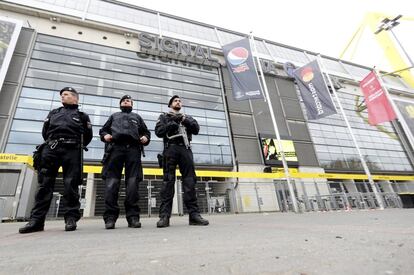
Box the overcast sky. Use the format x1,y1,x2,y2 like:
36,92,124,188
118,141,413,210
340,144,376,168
121,0,413,70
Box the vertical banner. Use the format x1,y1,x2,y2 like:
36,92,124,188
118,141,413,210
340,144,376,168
222,38,263,101
0,16,22,92
293,60,337,120
360,71,396,125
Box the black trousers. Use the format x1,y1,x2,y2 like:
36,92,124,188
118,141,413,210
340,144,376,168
159,144,199,218
30,144,81,223
102,144,142,222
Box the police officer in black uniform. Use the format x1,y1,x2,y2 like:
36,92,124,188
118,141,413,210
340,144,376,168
155,95,209,228
99,95,150,229
19,87,93,233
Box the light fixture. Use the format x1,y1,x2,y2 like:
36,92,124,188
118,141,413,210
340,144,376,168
374,15,402,34
49,16,60,23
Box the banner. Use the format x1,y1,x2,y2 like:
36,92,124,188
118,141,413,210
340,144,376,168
360,71,396,125
0,17,22,92
293,60,337,120
222,38,263,101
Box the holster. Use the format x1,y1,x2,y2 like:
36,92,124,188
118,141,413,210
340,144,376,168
32,142,47,171
157,153,163,168
101,143,114,164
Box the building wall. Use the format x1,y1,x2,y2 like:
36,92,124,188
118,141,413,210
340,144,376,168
0,28,36,151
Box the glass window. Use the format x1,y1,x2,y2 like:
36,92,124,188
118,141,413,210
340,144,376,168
88,0,158,29
306,85,412,172
160,16,218,43
14,108,49,121
8,131,43,145
217,30,245,45
7,34,231,166
5,144,37,155
267,43,309,64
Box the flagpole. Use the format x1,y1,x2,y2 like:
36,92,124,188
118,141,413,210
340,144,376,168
250,33,299,213
317,55,385,210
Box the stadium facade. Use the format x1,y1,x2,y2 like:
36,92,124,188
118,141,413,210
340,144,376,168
1,0,414,220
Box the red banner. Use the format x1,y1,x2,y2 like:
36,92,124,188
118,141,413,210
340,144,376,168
360,71,396,125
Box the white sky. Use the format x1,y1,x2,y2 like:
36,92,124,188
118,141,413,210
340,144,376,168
121,0,413,69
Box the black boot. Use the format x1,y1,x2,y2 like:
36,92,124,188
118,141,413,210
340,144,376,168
19,220,44,234
156,216,170,228
128,216,141,228
65,217,77,231
105,217,116,229
189,214,209,226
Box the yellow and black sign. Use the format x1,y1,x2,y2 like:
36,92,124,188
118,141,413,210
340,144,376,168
261,137,298,165
0,153,33,165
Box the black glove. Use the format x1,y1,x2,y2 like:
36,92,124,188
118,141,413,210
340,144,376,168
173,114,183,123
166,121,179,133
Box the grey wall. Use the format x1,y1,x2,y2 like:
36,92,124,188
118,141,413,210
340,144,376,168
0,28,36,151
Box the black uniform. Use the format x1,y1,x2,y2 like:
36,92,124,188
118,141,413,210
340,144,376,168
99,107,150,224
155,112,200,218
30,103,93,224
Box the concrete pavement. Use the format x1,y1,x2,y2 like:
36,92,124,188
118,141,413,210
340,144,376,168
1,209,414,274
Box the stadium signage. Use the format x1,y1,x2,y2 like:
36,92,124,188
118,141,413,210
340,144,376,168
138,32,218,62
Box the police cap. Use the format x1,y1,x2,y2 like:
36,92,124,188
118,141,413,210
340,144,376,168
168,95,180,107
59,87,78,95
120,95,133,105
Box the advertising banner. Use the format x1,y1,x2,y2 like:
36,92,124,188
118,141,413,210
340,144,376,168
360,71,396,125
260,136,298,166
293,60,337,120
222,38,263,101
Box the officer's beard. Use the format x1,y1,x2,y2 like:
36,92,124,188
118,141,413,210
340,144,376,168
172,105,181,112
120,106,132,113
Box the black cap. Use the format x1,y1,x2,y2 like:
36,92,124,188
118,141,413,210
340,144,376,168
120,95,133,105
168,95,180,107
59,87,78,95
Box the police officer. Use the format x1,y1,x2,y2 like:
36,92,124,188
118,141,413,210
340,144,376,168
19,87,92,233
155,95,209,228
99,95,150,229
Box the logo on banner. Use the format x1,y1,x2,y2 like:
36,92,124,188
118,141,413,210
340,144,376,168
301,67,314,82
227,47,250,73
227,47,249,66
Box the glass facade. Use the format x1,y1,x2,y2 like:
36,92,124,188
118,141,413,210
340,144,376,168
5,34,232,166
302,87,413,172
87,0,159,29
160,16,218,43
34,0,86,11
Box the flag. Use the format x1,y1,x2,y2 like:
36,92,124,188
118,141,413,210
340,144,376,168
360,71,396,125
293,60,337,120
222,38,263,101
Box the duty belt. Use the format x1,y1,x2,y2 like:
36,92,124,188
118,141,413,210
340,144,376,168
48,138,79,149
167,141,187,147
